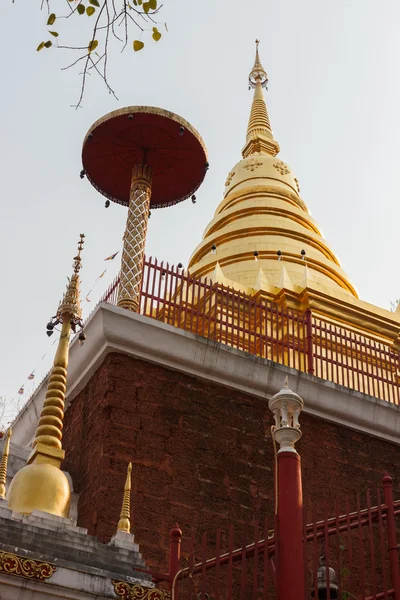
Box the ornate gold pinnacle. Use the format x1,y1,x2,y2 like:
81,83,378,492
243,40,280,158
117,166,152,312
249,39,269,89
7,234,85,518
117,462,132,533
33,233,85,453
0,428,12,499
57,233,85,323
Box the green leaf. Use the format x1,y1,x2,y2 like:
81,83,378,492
37,41,45,51
89,0,100,5
132,0,137,4
152,29,161,42
137,0,142,4
44,40,53,48
77,3,85,14
86,6,95,15
49,31,59,37
47,13,56,25
133,40,144,51
88,39,98,52
143,2,150,13
148,0,157,8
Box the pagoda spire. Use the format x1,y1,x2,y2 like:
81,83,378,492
0,428,12,499
242,40,280,158
117,462,132,533
7,235,85,517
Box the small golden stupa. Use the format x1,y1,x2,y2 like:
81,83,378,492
7,235,85,517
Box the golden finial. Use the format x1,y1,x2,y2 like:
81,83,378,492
117,462,132,533
56,233,85,324
7,235,86,517
249,39,268,89
0,428,12,499
243,40,280,158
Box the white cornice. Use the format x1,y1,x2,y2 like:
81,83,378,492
11,303,400,447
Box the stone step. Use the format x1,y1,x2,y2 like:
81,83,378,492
0,524,145,572
0,520,141,562
0,536,144,578
0,540,150,582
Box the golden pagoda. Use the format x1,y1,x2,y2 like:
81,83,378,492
188,41,400,345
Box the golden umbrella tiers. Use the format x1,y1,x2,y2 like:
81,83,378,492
82,106,208,209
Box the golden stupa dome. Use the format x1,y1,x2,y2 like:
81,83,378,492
189,42,357,300
7,462,71,517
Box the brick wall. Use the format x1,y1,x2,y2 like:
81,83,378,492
62,352,400,571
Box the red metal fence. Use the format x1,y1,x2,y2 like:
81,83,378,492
174,477,400,600
100,258,400,404
141,476,400,600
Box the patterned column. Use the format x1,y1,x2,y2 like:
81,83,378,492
117,165,152,312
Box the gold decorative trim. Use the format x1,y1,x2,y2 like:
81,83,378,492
225,171,235,187
0,551,56,581
112,581,171,600
244,159,262,172
273,160,290,175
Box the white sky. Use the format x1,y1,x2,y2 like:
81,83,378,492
1,0,399,419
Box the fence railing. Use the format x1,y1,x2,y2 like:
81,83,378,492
170,476,400,600
100,257,400,404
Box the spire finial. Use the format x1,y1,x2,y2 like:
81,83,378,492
117,462,132,533
249,39,268,89
7,235,86,518
56,233,85,324
0,428,12,499
33,234,85,451
243,40,280,158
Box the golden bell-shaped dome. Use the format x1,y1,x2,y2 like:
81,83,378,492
7,461,71,517
189,42,357,300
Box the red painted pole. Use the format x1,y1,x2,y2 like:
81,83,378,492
305,308,314,375
276,451,306,600
383,476,400,600
169,523,182,597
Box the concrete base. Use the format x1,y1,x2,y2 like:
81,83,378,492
109,529,139,552
0,500,150,599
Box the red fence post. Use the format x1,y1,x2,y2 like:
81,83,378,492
383,476,400,600
169,523,182,597
305,308,315,375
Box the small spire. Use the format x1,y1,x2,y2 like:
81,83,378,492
33,233,85,451
7,235,86,517
243,40,280,158
56,233,85,324
117,462,132,533
0,428,12,499
279,263,293,290
210,261,226,285
254,267,269,291
300,263,309,289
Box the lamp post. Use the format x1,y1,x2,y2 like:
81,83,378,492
269,377,305,600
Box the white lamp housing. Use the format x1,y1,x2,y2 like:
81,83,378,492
268,377,304,453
